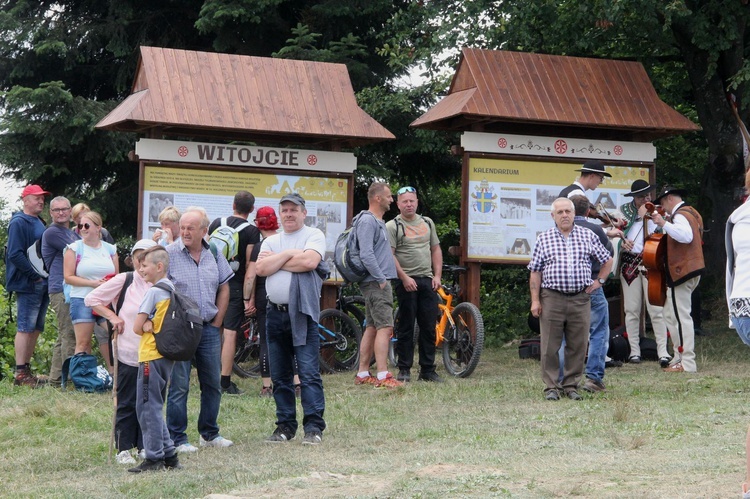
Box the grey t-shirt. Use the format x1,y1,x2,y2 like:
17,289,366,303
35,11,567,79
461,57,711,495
356,211,397,283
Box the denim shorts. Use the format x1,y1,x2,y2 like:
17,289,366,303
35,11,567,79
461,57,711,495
732,316,750,347
16,280,50,333
69,296,106,325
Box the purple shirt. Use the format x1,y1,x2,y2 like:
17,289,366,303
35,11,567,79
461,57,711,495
527,224,611,294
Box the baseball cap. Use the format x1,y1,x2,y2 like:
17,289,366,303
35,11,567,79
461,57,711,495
131,238,157,255
254,206,279,230
21,185,51,198
279,193,305,206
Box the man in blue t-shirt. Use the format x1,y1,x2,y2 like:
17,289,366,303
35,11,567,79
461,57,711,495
6,185,51,387
41,195,80,385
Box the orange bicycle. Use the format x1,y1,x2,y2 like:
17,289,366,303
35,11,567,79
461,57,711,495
390,265,485,377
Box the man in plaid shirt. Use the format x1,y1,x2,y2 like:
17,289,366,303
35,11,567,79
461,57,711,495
528,197,613,401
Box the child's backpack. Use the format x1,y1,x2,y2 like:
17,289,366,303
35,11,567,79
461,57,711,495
62,352,113,392
333,211,372,283
152,283,204,361
208,217,251,271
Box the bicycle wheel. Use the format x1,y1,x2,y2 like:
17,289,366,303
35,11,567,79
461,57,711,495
442,302,484,378
233,316,262,378
318,308,362,373
340,295,366,332
389,306,419,369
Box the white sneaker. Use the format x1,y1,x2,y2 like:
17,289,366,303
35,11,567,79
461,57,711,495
115,450,136,465
199,435,233,448
175,443,199,454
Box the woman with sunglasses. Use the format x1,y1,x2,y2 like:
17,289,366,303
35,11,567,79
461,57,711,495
63,211,119,361
72,202,116,244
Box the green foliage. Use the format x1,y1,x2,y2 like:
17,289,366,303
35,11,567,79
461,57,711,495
479,266,531,347
0,286,57,379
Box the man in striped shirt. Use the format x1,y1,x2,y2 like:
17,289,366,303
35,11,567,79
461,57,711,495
528,197,613,401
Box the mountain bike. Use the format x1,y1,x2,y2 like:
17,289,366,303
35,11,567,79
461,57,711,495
317,308,362,373
389,265,485,378
234,308,362,376
233,315,261,378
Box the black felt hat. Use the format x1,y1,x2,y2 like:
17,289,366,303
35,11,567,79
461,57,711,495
624,179,656,197
653,185,688,204
575,160,612,178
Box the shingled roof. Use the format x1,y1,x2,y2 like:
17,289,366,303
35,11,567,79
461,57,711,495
412,48,699,141
96,46,394,148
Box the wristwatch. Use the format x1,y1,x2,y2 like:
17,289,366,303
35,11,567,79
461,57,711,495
597,278,607,285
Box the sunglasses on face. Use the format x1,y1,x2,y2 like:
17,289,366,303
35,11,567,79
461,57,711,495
77,223,92,230
397,186,417,195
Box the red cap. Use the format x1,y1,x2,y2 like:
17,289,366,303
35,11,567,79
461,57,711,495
254,206,279,230
21,184,51,198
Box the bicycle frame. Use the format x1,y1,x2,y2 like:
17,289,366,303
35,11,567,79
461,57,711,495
435,286,454,346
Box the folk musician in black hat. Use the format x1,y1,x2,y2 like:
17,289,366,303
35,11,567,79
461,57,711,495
651,185,705,373
618,180,671,367
559,160,625,239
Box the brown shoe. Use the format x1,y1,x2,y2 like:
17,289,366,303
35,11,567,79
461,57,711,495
14,369,43,388
662,362,684,373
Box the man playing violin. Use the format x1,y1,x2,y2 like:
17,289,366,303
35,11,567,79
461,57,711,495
559,160,626,238
650,186,704,373
618,180,671,367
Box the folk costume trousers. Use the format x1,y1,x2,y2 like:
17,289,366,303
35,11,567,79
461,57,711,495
663,276,700,372
620,270,670,359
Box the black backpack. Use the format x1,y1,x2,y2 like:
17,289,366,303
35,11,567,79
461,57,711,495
152,282,204,361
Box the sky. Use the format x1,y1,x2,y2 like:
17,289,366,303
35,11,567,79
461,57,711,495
1,177,24,216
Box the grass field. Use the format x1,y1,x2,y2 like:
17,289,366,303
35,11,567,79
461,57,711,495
1,315,748,498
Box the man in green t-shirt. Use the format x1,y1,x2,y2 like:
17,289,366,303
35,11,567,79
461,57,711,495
386,186,443,383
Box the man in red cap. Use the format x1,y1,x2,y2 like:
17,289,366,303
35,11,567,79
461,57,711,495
6,184,51,387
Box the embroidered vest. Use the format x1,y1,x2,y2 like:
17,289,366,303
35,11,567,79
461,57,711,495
666,205,704,286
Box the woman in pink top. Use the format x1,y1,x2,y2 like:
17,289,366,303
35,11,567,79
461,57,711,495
85,239,156,465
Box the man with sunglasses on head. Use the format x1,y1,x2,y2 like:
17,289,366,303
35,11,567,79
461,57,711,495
41,196,80,386
386,186,443,383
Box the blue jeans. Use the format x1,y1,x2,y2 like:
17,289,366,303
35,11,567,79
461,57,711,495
16,280,50,333
266,306,325,435
558,288,609,383
167,322,222,445
585,288,609,383
733,316,750,346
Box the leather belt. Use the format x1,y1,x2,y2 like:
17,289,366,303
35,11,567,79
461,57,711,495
548,288,585,297
269,301,289,312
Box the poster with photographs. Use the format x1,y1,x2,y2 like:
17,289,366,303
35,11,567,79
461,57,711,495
466,157,649,263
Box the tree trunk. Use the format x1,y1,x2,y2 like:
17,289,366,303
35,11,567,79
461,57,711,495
671,24,746,284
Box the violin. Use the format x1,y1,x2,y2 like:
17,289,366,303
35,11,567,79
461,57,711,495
587,204,625,228
642,201,667,306
643,202,667,219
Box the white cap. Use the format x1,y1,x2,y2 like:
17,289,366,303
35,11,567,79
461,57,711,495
131,238,157,255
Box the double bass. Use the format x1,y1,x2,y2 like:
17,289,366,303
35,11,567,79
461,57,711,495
641,202,667,306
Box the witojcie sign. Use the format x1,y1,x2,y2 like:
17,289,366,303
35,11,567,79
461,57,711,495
135,138,357,173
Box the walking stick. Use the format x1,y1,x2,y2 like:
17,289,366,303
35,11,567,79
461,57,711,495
108,332,119,464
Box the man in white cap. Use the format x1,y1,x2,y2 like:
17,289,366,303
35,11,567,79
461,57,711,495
7,184,51,387
618,180,671,367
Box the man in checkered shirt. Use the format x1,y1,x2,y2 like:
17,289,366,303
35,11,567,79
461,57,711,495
528,197,613,401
